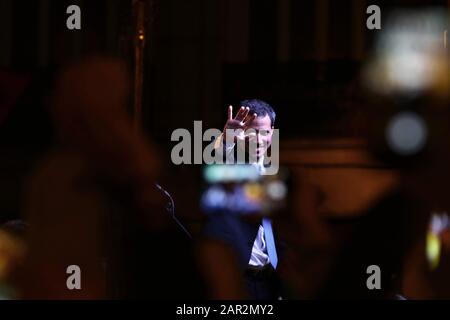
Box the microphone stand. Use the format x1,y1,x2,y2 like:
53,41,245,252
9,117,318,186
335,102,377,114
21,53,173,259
155,183,193,239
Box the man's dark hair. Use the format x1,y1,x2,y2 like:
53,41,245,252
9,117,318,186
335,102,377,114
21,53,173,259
240,99,276,127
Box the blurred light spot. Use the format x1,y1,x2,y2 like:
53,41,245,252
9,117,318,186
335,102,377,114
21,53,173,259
386,111,428,156
427,233,441,270
427,212,450,270
201,186,226,208
204,164,259,183
363,9,448,96
244,183,264,201
430,212,450,234
266,181,287,200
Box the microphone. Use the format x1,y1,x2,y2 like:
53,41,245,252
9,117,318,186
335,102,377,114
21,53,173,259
155,183,192,239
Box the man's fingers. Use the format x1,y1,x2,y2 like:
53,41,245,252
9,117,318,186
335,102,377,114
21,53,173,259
228,105,233,120
236,107,249,122
234,106,246,121
242,107,250,121
244,113,257,125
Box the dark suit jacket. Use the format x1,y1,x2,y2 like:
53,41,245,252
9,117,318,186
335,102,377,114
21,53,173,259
203,212,260,271
203,135,284,271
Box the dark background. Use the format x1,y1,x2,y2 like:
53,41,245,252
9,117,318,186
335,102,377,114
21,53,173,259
0,0,450,297
1,0,447,142
0,0,448,224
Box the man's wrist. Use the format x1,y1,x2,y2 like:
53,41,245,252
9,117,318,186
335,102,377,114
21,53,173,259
222,130,236,149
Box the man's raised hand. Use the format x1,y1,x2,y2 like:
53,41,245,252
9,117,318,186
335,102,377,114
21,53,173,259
223,106,257,143
223,106,257,142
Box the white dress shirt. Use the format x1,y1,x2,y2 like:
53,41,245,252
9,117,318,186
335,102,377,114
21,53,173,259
248,225,270,266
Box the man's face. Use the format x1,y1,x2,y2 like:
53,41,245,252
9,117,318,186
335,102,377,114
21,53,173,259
242,114,274,158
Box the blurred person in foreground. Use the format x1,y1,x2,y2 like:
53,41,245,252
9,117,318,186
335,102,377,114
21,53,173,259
308,8,450,299
17,56,204,299
0,221,27,299
361,9,450,299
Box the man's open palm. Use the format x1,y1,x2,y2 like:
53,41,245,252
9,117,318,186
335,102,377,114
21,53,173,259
223,106,257,143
